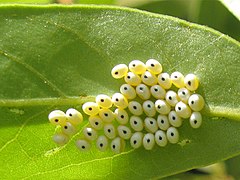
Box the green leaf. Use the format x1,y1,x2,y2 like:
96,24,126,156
0,4,239,179
219,0,240,21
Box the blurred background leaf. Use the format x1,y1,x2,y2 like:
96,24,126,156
219,0,240,21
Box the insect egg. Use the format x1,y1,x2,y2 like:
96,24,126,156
76,139,91,152
48,110,67,126
177,88,191,103
120,84,136,100
82,102,100,116
171,71,185,88
175,101,191,118
96,94,113,109
115,108,129,125
155,99,171,115
99,109,115,123
89,115,104,130
168,111,182,127
61,122,77,136
111,137,125,154
66,108,83,126
129,60,146,74
111,64,128,79
157,73,172,89
112,93,128,109
155,130,168,147
141,71,158,86
104,124,116,139
129,116,144,131
143,100,156,117
166,127,179,144
143,133,155,150
184,74,199,91
52,133,69,146
130,132,143,149
145,59,162,74
83,127,98,141
117,125,132,140
188,94,205,111
128,101,143,116
96,135,109,152
136,84,151,100
157,114,170,131
124,72,141,86
189,112,202,128
150,85,166,99
144,117,158,133
165,90,179,107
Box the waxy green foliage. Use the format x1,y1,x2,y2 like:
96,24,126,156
0,5,239,179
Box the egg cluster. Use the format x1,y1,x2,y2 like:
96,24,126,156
48,59,205,153
48,108,83,145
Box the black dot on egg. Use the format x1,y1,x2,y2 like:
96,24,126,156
194,120,197,124
133,106,137,110
123,130,127,134
87,132,92,136
82,146,85,149
154,88,158,92
159,136,162,140
174,75,177,78
150,121,153,125
124,87,127,90
182,91,186,95
191,101,194,104
108,129,111,133
147,104,151,108
147,139,150,143
139,87,143,90
133,140,137,144
100,143,103,147
144,75,148,78
169,96,172,100
151,64,154,67
127,76,130,79
172,116,176,120
178,107,181,110
116,98,119,102
64,126,68,129
95,122,99,125
132,64,136,67
113,145,116,149
120,115,124,118
161,77,165,81
157,105,161,109
89,107,92,111
134,121,137,125
188,81,191,86
100,99,104,102
115,72,118,75
104,113,108,117
171,132,174,136
55,119,59,122
161,120,164,124
69,113,72,116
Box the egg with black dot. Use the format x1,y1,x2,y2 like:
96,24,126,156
130,132,143,149
82,102,100,116
76,139,91,152
96,135,109,152
129,60,146,74
111,64,128,79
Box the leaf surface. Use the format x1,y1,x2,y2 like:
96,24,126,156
0,5,240,179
